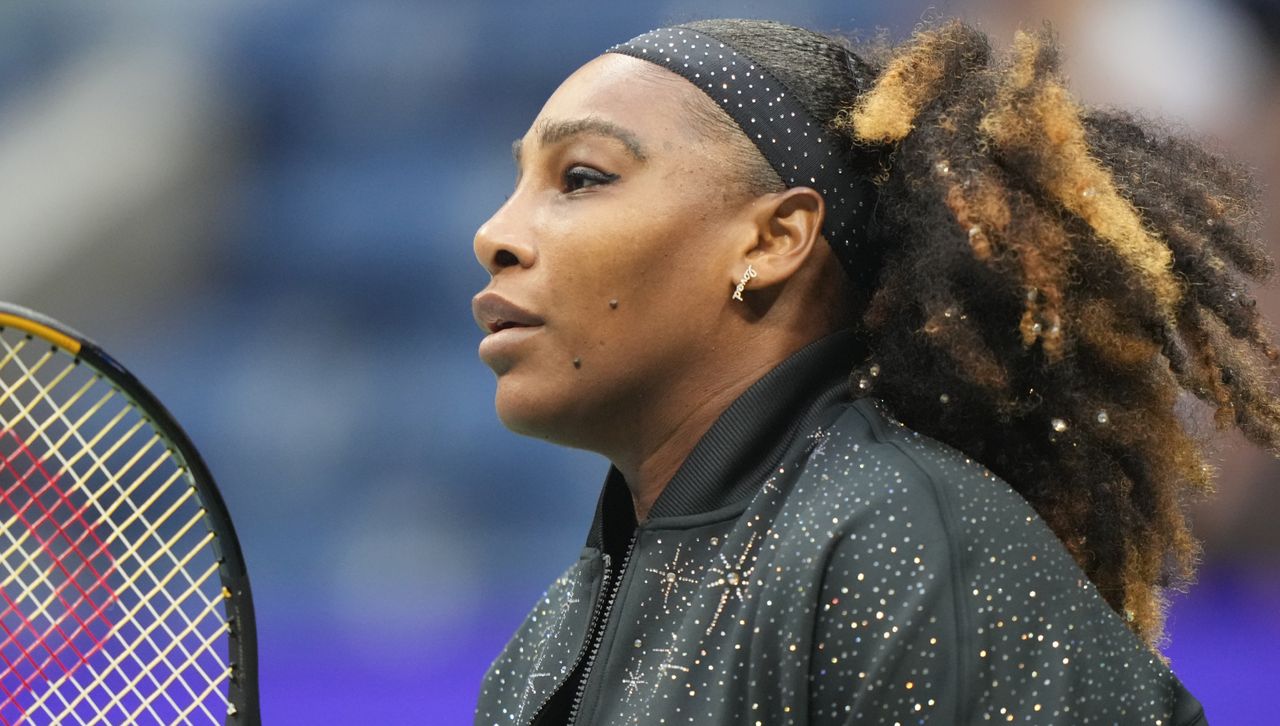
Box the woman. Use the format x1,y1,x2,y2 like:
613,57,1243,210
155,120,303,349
470,17,1277,725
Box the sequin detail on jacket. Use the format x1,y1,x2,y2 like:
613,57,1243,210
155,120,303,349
474,331,1206,725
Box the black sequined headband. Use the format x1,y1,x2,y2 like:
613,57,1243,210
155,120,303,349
606,26,877,286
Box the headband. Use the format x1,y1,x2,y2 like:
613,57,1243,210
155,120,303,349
606,26,877,287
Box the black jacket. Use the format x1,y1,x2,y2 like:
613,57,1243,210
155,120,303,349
475,329,1208,725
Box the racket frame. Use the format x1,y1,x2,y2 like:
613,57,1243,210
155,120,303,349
0,302,260,725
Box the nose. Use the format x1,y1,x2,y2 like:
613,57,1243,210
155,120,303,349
473,201,536,276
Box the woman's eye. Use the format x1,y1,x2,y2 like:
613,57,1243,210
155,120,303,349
563,166,618,192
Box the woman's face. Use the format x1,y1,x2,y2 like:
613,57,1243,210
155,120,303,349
472,53,762,449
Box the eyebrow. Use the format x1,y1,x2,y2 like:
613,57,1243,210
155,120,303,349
511,117,649,168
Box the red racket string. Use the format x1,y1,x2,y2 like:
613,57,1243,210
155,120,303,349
0,430,118,721
0,431,118,640
0,448,117,631
4,428,220,722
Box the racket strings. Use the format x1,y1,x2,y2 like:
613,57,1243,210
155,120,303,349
0,430,120,612
1,430,116,618
1,342,223,723
0,437,116,673
10,428,219,713
38,540,225,725
0,344,127,723
0,353,164,724
23,526,218,724
98,585,228,725
0,331,233,724
0,343,220,726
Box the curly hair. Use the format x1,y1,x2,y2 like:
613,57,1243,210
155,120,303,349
682,17,1280,649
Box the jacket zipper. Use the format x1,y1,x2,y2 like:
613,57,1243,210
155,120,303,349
523,541,625,726
565,533,637,725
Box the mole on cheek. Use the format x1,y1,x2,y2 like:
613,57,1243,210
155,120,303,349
609,298,619,309
573,357,582,369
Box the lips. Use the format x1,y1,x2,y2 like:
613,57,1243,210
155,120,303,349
472,291,545,335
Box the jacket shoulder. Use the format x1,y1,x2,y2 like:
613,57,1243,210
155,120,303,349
792,397,1202,724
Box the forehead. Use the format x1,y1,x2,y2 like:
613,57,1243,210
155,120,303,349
529,53,709,147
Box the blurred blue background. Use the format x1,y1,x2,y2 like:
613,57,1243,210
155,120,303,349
2,0,1277,722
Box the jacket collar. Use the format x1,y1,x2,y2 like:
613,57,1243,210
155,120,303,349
586,328,866,554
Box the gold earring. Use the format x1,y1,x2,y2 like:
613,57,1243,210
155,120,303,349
732,264,757,301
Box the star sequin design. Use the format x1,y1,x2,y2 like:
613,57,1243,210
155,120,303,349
643,543,700,612
761,474,781,494
652,630,691,679
517,670,554,717
703,531,760,635
551,591,581,640
516,573,582,716
527,671,553,693
805,425,833,457
621,667,647,700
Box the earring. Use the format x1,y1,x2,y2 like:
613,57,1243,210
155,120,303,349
732,264,757,301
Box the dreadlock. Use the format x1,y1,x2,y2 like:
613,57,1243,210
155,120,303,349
683,17,1280,650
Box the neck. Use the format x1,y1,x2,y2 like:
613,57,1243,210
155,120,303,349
606,326,816,522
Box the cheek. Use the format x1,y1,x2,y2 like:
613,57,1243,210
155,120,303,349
541,211,645,299
557,261,721,385
536,175,734,356
492,215,724,437
554,227,717,335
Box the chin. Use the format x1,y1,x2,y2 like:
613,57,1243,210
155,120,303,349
493,377,566,440
492,375,603,451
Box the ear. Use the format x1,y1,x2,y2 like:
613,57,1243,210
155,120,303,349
731,186,826,291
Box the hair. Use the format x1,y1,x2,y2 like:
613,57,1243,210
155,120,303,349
679,18,1280,650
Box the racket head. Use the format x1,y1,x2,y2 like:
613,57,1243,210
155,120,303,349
0,302,258,725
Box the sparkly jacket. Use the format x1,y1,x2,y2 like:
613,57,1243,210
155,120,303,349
474,330,1208,725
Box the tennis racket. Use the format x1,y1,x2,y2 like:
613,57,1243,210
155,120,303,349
0,302,258,725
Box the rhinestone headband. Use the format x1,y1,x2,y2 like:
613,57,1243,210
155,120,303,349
606,26,877,286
